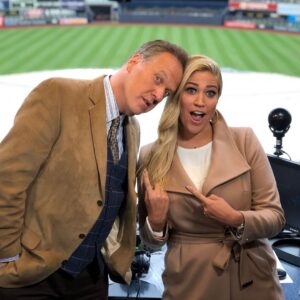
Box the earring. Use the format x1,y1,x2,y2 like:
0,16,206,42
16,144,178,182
210,110,219,125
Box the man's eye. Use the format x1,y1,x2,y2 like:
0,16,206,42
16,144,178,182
155,76,162,84
164,90,171,97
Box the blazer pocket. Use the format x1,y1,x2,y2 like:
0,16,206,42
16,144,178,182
21,227,41,250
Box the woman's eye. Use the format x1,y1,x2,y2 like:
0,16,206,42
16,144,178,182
206,90,217,97
186,87,197,94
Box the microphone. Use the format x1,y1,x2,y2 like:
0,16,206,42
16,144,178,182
268,108,292,158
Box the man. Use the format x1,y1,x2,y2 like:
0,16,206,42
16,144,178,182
0,40,188,299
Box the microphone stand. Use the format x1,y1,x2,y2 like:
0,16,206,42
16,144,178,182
269,127,291,160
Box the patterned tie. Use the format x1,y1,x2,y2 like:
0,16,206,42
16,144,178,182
108,116,120,164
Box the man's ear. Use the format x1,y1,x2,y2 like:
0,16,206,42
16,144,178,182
127,53,141,72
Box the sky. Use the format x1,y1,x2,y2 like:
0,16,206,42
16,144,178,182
1,68,300,163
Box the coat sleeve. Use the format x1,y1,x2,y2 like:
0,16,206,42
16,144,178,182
0,79,61,258
237,128,285,244
137,145,168,250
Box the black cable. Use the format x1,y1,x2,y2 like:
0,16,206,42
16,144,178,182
272,238,300,267
135,278,141,299
126,278,141,299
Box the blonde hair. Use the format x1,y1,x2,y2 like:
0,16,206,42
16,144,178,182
140,55,223,186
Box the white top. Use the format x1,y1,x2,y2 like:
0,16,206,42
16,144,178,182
177,142,212,191
146,142,213,237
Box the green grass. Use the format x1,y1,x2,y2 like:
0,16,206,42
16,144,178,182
0,24,299,77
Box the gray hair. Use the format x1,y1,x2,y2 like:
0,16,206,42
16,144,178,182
133,39,189,70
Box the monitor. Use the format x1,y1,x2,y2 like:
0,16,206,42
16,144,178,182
268,154,300,236
268,154,300,267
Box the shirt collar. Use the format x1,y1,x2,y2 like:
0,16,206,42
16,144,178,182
104,75,120,124
103,75,126,131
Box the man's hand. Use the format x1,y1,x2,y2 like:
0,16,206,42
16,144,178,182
143,169,169,232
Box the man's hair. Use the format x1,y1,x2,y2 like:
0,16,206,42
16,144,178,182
133,39,189,70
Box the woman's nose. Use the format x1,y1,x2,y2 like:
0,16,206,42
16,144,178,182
194,93,205,105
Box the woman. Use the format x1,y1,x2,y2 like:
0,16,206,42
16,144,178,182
137,55,285,300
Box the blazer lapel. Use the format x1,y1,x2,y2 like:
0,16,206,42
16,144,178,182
88,76,107,198
125,117,138,188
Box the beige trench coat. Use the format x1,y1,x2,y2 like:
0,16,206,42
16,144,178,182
138,113,285,300
0,76,139,287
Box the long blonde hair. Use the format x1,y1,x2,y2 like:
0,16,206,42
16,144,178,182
140,55,223,186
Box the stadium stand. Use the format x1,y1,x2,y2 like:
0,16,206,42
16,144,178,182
117,1,228,25
0,0,299,32
225,0,300,32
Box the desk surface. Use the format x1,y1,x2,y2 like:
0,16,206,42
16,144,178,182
281,260,300,300
109,265,300,300
109,280,161,300
109,245,300,300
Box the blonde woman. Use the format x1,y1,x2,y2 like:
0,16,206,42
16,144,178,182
137,55,285,300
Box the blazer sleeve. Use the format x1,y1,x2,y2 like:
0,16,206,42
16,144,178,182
237,128,286,244
0,79,61,258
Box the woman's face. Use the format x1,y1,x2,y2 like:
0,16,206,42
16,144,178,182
179,70,219,142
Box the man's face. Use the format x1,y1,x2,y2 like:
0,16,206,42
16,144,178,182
120,52,184,115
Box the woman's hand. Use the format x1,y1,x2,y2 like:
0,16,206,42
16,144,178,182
143,169,169,232
185,185,244,227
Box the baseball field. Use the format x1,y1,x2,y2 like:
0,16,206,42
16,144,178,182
0,23,299,77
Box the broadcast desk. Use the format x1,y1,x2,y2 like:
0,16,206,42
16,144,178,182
109,245,300,300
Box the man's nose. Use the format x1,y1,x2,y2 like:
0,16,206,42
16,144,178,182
152,87,166,103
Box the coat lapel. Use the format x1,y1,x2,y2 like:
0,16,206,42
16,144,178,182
165,112,251,196
202,113,250,195
165,153,196,194
88,76,107,198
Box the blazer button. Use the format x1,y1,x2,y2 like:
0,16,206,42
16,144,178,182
62,260,68,266
97,200,103,207
79,233,86,239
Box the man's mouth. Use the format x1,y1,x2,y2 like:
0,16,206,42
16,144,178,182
142,97,151,107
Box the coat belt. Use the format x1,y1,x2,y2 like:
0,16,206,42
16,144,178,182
169,232,253,288
213,240,253,288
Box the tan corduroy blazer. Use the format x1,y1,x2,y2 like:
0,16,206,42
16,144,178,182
0,76,139,287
